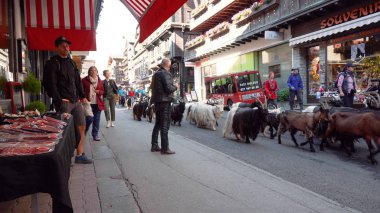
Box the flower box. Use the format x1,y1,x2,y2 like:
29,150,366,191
232,8,253,26
185,35,205,49
206,22,230,39
232,0,279,27
191,2,208,19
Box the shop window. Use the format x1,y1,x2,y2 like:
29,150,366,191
0,0,10,79
307,46,320,96
327,33,380,91
268,64,281,78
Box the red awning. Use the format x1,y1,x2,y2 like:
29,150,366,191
0,0,8,49
24,0,96,51
120,0,187,43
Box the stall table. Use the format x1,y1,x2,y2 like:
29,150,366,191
0,117,77,213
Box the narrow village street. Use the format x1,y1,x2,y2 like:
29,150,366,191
97,107,380,213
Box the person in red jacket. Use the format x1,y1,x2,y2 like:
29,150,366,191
82,66,105,141
265,71,278,108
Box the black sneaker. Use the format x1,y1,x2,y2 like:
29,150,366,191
75,154,93,164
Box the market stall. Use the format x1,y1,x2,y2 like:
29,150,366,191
0,113,78,213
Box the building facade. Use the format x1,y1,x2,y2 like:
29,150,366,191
129,0,195,97
290,0,380,103
113,57,126,85
185,0,355,104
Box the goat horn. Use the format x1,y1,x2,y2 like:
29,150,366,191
254,97,264,108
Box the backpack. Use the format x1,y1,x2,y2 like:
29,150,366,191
334,72,348,89
43,56,78,98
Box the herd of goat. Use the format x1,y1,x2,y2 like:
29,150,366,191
129,96,380,165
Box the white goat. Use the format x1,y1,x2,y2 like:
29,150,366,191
223,106,239,138
186,102,199,124
189,103,222,131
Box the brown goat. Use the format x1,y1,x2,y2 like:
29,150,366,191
277,108,329,152
325,111,380,164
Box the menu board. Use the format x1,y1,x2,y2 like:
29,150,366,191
190,90,198,101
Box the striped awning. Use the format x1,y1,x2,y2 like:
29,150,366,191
120,0,187,43
24,0,96,51
0,0,8,49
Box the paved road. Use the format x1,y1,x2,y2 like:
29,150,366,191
107,107,380,213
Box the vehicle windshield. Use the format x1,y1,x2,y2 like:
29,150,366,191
236,73,261,92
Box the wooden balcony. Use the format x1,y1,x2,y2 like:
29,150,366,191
190,0,256,33
185,0,340,62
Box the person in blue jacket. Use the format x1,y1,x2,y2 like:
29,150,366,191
287,68,303,110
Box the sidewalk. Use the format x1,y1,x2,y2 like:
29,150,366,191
100,108,360,213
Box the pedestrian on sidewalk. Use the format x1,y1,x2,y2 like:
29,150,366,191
82,66,105,141
337,62,357,107
265,71,278,108
287,68,303,111
118,87,125,106
43,36,92,164
103,70,118,128
150,58,178,154
128,89,135,110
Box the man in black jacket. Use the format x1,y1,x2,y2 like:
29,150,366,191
150,58,177,154
43,36,92,164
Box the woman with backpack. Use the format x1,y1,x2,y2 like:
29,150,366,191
337,62,357,108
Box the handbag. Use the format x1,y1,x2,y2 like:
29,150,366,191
82,102,94,117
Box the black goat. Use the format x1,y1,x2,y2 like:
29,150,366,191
171,102,186,126
232,105,268,143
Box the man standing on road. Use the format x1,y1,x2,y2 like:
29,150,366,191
150,58,177,154
287,68,303,111
43,36,92,164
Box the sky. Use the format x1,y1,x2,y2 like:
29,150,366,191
88,0,137,71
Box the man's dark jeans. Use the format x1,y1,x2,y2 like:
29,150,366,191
85,104,101,138
289,90,303,110
151,102,172,151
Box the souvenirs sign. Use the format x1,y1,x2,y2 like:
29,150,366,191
320,1,380,29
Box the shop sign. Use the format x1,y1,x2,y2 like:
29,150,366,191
185,62,196,67
321,1,380,29
264,31,284,40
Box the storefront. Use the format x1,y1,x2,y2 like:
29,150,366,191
290,0,380,103
258,43,292,90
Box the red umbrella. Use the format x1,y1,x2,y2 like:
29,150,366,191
120,0,187,43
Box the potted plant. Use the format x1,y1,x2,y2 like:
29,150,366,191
252,2,261,10
186,35,205,49
22,74,41,95
25,100,46,114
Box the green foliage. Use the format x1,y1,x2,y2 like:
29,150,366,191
277,88,289,102
0,75,7,92
22,74,41,95
25,101,46,113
